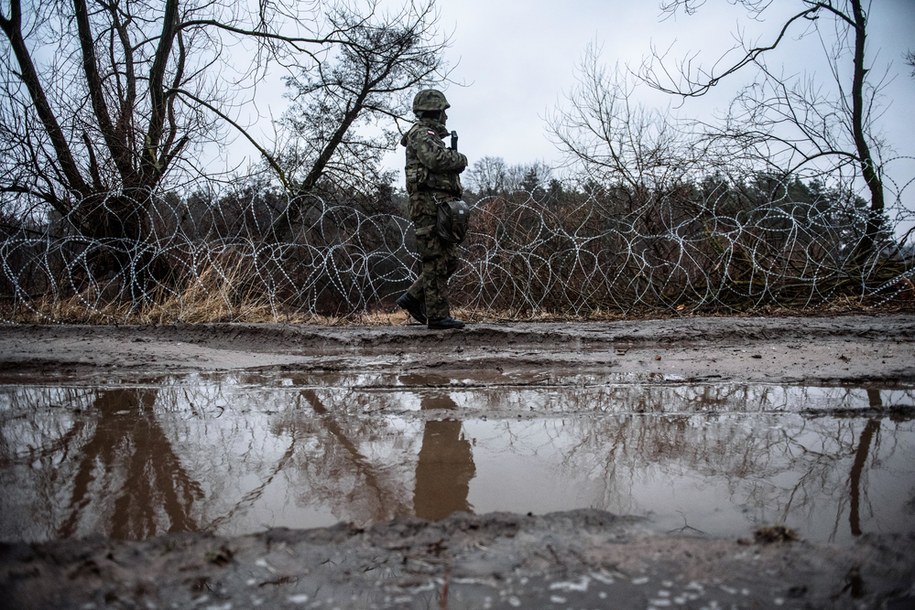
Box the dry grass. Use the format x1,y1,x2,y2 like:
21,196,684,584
2,294,910,326
2,244,911,325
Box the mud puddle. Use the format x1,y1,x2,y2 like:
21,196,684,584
2,370,914,546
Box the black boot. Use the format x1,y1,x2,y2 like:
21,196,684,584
396,293,427,324
427,317,465,330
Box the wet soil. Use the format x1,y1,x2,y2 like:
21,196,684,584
1,314,915,608
1,314,914,384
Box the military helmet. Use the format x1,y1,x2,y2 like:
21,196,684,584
412,89,450,114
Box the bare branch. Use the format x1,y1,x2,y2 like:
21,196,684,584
640,4,822,98
172,88,289,191
0,0,90,200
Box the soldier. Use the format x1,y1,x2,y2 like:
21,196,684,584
396,89,468,330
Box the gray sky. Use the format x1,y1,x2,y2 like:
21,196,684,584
242,1,914,213
396,0,915,216
431,1,914,165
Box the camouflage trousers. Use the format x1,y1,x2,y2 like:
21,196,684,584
406,191,458,320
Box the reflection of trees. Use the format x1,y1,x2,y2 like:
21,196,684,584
58,388,203,539
1,387,97,540
256,372,481,525
160,372,424,529
268,375,478,524
0,386,202,540
286,387,414,523
2,376,912,544
199,426,298,534
542,385,915,541
849,419,879,536
847,389,884,537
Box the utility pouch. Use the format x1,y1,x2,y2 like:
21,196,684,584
436,199,470,244
405,165,428,195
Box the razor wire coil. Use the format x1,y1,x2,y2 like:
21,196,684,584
1,185,913,323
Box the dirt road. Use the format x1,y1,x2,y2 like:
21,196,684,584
1,314,914,608
1,313,913,382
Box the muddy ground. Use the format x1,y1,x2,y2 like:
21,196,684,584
1,313,914,608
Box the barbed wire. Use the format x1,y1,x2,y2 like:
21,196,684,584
1,185,912,323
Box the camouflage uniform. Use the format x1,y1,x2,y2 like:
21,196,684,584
400,91,468,323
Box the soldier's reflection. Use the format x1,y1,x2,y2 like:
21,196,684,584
411,385,476,520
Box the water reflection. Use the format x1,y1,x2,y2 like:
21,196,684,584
290,386,413,524
405,375,475,520
58,388,202,539
0,374,913,544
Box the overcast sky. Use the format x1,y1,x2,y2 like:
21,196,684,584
372,0,915,215
429,1,914,167
244,1,915,211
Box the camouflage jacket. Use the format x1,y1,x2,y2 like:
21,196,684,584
401,118,468,196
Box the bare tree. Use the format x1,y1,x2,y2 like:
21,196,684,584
464,156,509,196
638,0,896,259
548,45,699,207
0,0,438,290
0,0,450,300
1,1,341,225
278,0,449,205
508,161,554,195
464,157,554,198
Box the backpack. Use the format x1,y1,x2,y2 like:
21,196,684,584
436,199,471,244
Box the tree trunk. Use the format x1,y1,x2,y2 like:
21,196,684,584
849,0,886,260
